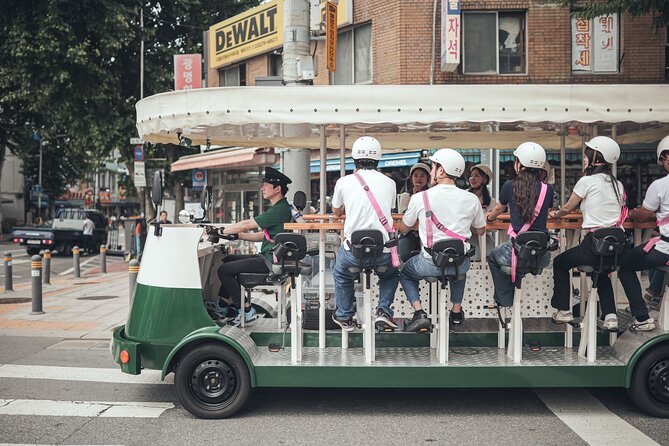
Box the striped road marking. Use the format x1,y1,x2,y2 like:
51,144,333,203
535,388,660,446
0,399,173,418
0,364,172,385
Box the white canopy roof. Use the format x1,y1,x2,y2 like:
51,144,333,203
136,84,669,150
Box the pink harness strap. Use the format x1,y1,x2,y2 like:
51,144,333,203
353,173,401,268
507,183,548,283
642,214,669,255
421,191,467,249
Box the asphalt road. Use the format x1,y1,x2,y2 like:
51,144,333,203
1,335,668,445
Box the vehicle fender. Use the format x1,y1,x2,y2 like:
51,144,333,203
161,326,258,387
624,332,669,387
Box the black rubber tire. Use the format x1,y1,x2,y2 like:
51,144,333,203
26,247,40,256
628,343,669,418
174,343,251,419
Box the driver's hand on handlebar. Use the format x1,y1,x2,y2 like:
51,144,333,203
219,232,238,241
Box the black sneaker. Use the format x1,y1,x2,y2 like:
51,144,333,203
449,309,465,326
332,313,356,332
405,309,431,332
375,309,399,329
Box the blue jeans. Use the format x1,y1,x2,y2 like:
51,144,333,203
488,240,551,307
617,245,669,317
400,253,469,305
334,246,400,319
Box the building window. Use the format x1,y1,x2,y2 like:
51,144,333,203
665,26,669,80
571,14,619,73
462,12,526,75
218,64,246,86
268,53,282,77
333,23,372,85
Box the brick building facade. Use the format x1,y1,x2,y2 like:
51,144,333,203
206,0,667,87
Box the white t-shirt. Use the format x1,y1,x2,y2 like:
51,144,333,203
332,170,397,249
82,218,95,236
573,173,625,229
402,184,486,258
643,174,669,254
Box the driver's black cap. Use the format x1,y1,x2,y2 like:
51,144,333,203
262,167,292,186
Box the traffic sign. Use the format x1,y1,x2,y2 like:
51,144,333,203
129,137,144,145
134,145,144,161
134,161,147,187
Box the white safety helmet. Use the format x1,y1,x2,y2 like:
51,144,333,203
585,136,620,164
429,148,465,178
351,136,382,161
657,135,669,164
514,142,546,169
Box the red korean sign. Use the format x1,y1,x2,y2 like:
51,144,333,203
174,54,202,90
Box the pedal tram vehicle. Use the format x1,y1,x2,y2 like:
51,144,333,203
112,84,669,418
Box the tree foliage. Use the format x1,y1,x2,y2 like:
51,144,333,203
550,0,669,29
0,0,257,211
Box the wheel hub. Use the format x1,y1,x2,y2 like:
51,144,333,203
191,359,237,405
648,359,669,404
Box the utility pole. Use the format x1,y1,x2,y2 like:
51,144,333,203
139,6,145,216
37,139,43,223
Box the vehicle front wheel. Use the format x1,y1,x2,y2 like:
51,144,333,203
174,343,251,419
628,343,669,418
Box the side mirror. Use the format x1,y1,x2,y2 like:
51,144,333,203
151,171,163,207
293,191,307,211
178,209,191,224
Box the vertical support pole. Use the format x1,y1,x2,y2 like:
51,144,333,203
507,287,523,363
587,286,598,363
363,273,375,364
340,125,346,179
128,259,139,305
30,255,44,315
291,283,299,363
42,250,51,285
659,285,669,330
559,123,566,206
4,252,13,292
498,306,506,349
319,125,327,350
72,246,80,278
100,244,107,273
295,268,303,361
437,285,449,364
277,286,284,329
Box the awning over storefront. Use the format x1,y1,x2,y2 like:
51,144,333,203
309,151,423,173
171,147,275,172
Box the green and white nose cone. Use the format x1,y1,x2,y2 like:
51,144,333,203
125,226,215,369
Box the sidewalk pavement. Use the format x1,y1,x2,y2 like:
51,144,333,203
0,269,130,340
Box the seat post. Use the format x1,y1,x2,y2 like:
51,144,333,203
658,269,669,330
507,277,523,364
290,269,303,364
362,266,375,364
578,258,603,364
436,277,449,364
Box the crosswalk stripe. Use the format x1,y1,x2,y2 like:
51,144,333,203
0,364,171,385
0,399,174,418
535,388,660,446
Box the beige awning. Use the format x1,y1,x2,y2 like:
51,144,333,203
170,147,276,172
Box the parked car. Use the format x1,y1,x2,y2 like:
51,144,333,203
12,208,108,255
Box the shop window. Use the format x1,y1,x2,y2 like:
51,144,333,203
571,14,619,73
463,12,526,75
219,64,246,86
333,23,372,85
665,26,669,80
268,53,282,77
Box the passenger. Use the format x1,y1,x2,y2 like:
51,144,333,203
331,136,401,332
611,136,669,331
397,162,431,260
468,164,496,261
398,162,431,212
548,136,628,331
215,167,293,325
399,149,486,329
486,142,553,308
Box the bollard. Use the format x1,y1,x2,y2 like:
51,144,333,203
4,252,12,292
30,255,44,315
73,246,81,278
42,249,51,285
128,259,139,304
100,244,107,273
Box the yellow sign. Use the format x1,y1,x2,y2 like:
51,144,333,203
326,2,337,72
208,0,285,69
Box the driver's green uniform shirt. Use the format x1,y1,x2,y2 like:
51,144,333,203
254,198,292,259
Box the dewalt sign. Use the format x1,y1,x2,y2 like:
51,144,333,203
208,0,284,68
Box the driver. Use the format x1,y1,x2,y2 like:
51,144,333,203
215,167,293,325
